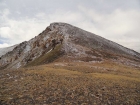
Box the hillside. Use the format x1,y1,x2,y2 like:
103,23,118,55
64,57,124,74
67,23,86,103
0,22,140,69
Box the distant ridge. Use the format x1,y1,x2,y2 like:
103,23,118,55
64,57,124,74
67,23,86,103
0,45,18,57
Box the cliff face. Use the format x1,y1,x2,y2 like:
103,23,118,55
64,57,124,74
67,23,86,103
0,22,140,69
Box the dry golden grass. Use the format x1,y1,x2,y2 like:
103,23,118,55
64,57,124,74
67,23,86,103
0,61,140,105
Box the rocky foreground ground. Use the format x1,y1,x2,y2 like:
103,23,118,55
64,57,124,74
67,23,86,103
0,61,140,105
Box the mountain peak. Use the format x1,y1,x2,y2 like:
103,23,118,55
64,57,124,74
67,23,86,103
50,22,72,27
0,22,140,69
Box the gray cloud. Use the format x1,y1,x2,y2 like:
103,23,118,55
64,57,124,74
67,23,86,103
76,6,140,52
0,0,140,52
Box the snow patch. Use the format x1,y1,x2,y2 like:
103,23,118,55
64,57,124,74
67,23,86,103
16,62,21,68
43,35,50,41
54,63,66,66
24,45,31,53
46,49,52,54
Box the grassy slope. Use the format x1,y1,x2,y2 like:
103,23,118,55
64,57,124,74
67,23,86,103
0,61,140,105
25,44,64,67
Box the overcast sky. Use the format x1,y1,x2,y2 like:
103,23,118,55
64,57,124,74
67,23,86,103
0,0,140,52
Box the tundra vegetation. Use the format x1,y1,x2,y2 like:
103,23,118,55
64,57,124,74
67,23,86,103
0,60,140,105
